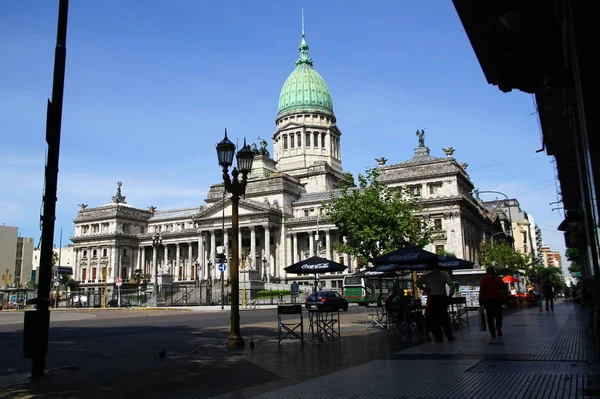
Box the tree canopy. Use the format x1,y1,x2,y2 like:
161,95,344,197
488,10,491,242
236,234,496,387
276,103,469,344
566,248,582,275
525,266,566,291
479,241,530,273
323,167,435,265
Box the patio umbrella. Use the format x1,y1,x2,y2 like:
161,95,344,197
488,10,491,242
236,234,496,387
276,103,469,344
284,256,347,292
438,256,475,271
502,275,520,284
353,267,407,278
371,247,439,265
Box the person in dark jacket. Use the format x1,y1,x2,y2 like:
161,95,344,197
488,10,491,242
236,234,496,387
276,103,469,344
543,279,555,312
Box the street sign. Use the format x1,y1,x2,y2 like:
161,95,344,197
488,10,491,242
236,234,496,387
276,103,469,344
52,266,73,275
218,263,226,272
291,281,299,296
115,277,123,287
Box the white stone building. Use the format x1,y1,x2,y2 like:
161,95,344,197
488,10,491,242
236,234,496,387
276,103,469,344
69,25,505,296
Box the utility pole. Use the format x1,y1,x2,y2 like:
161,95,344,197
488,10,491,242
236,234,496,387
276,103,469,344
28,0,69,378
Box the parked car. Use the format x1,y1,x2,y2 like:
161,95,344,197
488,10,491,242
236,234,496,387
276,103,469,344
305,291,349,311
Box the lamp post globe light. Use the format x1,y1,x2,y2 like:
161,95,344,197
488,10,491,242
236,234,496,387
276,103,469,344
152,233,163,299
216,128,255,349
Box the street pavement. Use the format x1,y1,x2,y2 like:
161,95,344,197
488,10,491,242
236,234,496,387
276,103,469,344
0,300,598,398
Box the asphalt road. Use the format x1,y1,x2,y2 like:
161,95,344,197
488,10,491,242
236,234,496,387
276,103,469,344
0,306,418,398
0,306,366,375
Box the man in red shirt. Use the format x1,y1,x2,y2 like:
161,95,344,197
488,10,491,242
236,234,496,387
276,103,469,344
479,267,507,338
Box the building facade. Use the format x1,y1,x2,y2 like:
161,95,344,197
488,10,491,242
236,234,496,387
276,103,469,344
0,226,34,287
70,23,508,295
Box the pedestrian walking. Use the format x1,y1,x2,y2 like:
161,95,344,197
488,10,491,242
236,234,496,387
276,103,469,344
543,279,555,312
416,263,455,342
479,267,507,338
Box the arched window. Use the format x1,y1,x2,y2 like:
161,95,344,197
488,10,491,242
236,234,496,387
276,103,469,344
290,134,295,148
283,135,288,150
321,133,326,148
297,133,301,147
306,132,311,146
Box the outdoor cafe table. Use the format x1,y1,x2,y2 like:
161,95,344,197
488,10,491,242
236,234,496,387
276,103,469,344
307,308,341,342
387,302,427,342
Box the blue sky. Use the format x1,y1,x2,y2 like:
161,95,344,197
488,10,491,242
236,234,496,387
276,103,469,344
0,1,567,269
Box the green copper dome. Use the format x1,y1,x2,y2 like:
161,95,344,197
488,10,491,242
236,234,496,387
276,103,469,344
277,20,334,119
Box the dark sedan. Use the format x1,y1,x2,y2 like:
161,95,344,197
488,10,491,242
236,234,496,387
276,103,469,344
305,291,349,311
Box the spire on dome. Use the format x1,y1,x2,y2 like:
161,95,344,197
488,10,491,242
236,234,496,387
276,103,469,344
296,9,313,66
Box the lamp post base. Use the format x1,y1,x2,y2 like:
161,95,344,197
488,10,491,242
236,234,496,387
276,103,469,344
226,334,245,349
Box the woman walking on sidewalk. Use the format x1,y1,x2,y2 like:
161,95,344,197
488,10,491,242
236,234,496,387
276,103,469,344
479,267,507,338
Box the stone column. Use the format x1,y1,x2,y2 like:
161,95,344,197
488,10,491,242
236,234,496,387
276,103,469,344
309,231,315,257
163,244,168,273
186,242,192,280
141,246,146,276
111,245,117,281
293,233,298,263
198,232,204,279
136,247,141,270
264,225,271,282
250,226,256,270
325,230,331,260
286,233,292,275
152,246,157,283
176,243,181,280
210,230,216,279
74,248,79,281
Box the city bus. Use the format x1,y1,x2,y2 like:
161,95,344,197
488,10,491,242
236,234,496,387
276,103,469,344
343,275,414,305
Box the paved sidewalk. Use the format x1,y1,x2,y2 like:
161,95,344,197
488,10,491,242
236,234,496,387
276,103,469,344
1,301,598,398
232,301,599,399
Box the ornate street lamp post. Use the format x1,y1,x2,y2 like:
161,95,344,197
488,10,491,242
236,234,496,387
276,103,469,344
152,233,163,300
207,260,212,304
216,129,255,349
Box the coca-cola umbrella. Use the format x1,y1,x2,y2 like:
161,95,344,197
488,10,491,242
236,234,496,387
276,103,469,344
371,247,439,265
284,256,347,292
437,256,475,271
353,267,407,278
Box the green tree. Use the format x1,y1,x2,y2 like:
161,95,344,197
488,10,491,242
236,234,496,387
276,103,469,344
526,266,566,292
566,248,581,275
323,167,435,264
132,269,150,285
57,274,79,291
479,241,530,273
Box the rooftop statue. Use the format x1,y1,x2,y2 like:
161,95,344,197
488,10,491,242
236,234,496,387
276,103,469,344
251,137,271,158
442,147,455,156
416,129,426,148
77,203,88,210
112,181,127,204
375,157,388,166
